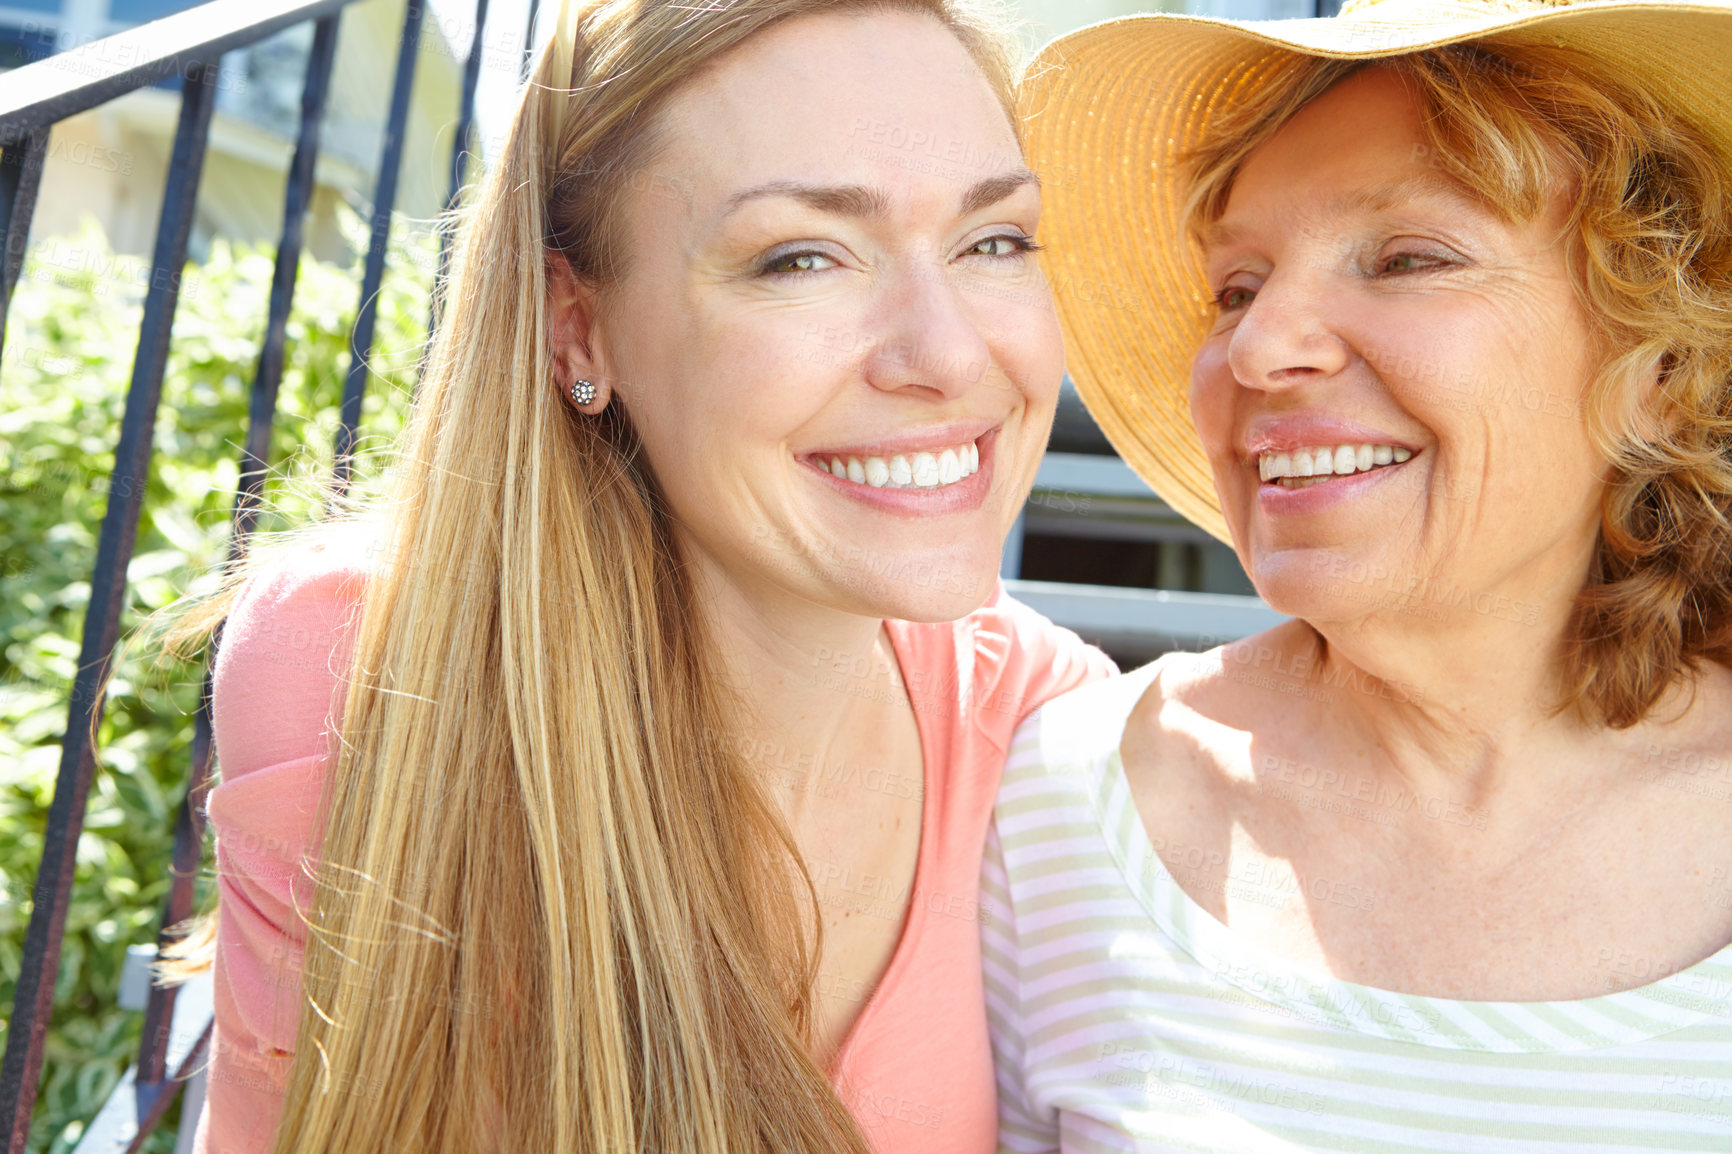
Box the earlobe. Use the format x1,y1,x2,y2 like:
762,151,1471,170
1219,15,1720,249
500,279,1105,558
568,375,611,413
545,247,609,412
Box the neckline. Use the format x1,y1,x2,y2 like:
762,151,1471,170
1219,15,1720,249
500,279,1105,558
1068,656,1732,1054
820,618,939,1082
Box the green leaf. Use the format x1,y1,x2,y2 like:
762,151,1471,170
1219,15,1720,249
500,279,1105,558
1,206,427,1152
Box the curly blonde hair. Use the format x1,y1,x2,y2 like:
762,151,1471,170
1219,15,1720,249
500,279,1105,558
1181,40,1732,729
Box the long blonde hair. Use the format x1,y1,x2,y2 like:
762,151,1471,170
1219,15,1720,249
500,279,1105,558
154,2,1021,1150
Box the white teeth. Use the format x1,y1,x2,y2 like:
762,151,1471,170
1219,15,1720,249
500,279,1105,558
813,440,982,491
1257,442,1414,482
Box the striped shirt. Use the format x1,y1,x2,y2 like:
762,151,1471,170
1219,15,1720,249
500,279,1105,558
980,657,1732,1153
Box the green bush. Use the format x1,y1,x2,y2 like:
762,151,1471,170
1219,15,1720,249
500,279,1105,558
0,206,429,1154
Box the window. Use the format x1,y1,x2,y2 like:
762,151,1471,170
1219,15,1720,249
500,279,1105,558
107,0,195,22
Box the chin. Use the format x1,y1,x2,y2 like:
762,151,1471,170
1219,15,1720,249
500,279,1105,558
832,550,1000,625
1247,545,1394,625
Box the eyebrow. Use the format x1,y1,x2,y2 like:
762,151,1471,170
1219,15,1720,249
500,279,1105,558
960,168,1041,215
1198,172,1480,249
721,167,1040,222
724,181,892,220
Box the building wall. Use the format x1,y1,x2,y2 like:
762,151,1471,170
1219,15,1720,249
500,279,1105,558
22,0,465,264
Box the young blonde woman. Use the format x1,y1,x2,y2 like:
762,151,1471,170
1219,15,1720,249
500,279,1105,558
155,1,1114,1151
984,0,1732,1147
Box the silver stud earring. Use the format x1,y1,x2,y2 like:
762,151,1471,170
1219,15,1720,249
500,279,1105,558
570,378,597,406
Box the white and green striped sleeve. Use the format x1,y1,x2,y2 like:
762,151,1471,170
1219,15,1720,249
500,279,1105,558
982,809,1060,1153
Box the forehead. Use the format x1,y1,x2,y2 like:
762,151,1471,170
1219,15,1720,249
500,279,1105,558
1232,68,1434,205
648,9,1019,215
1205,63,1583,256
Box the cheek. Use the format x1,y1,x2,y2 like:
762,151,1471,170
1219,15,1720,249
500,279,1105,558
1188,338,1237,461
1011,288,1066,373
974,282,1065,402
1489,399,1603,515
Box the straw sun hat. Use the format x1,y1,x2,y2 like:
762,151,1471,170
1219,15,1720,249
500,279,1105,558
1020,0,1732,544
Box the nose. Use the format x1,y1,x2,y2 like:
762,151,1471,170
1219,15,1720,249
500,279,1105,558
1224,270,1350,392
861,260,993,401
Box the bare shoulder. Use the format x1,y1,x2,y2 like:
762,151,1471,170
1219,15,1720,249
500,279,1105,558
1118,622,1325,842
1127,621,1319,758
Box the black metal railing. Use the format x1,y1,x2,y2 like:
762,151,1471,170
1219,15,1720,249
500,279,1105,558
0,0,506,1149
0,0,1275,1147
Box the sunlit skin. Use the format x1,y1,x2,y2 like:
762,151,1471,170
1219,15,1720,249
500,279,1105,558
547,10,1062,1062
1193,76,1604,635
1119,66,1732,1000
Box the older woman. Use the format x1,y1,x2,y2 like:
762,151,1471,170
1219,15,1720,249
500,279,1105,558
982,0,1732,1148
152,3,1116,1153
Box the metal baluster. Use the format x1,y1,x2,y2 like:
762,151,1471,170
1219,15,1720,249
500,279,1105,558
331,0,424,498
236,13,340,542
130,11,343,1103
0,126,45,365
424,0,489,364
0,61,220,1154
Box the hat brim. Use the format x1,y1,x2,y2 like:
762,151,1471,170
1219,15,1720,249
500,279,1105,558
1020,0,1732,545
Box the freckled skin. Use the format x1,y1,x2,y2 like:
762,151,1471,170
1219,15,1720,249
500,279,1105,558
1188,67,1603,632
1119,67,1732,1003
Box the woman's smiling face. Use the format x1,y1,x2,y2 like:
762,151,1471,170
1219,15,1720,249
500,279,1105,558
582,8,1061,623
1189,65,1609,630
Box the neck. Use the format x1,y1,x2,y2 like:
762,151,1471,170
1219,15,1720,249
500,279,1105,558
1290,602,1626,809
689,560,908,820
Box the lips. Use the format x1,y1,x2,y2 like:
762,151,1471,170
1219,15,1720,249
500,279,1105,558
799,426,1000,517
1258,442,1412,486
813,441,981,490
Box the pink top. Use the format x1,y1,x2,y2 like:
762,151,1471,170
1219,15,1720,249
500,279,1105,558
189,531,1115,1154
